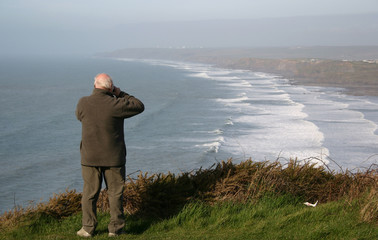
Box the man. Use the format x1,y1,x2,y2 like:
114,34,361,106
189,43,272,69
75,73,144,237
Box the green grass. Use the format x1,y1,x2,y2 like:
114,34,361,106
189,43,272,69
1,195,376,240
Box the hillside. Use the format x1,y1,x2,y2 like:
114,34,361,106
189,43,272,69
213,58,378,96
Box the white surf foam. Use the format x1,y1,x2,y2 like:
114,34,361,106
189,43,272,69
196,136,225,153
184,66,330,165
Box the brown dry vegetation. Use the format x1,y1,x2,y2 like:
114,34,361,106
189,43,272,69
1,159,377,231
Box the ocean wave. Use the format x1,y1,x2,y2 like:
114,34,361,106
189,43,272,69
188,72,211,79
225,118,234,126
197,136,225,153
216,96,249,104
209,129,224,135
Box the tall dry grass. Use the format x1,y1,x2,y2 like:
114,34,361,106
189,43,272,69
99,159,377,221
1,158,377,230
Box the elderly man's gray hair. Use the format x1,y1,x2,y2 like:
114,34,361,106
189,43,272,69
94,73,113,90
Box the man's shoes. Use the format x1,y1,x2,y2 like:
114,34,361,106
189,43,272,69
108,232,117,237
77,227,92,237
109,230,126,237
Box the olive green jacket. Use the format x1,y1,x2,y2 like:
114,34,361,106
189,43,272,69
76,88,144,167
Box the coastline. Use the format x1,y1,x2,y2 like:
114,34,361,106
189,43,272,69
98,47,378,96
206,58,378,97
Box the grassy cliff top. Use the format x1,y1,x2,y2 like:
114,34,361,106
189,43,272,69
1,159,377,239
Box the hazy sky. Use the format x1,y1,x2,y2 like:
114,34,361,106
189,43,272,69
1,0,378,55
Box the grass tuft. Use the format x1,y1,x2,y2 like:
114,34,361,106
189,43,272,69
360,187,378,223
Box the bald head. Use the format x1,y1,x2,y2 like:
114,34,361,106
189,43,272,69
94,73,113,90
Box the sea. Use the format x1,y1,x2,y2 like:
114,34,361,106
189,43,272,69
0,55,377,214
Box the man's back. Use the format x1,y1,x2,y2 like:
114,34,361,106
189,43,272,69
76,88,144,167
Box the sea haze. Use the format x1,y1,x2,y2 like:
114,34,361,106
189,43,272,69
0,56,377,213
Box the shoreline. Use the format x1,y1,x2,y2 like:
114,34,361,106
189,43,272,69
207,58,378,97
99,47,378,97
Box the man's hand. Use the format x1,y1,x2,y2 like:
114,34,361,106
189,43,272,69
112,86,121,97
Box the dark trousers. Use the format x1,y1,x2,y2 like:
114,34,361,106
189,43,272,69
81,165,125,234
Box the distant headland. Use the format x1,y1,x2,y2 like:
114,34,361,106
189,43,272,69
97,46,378,96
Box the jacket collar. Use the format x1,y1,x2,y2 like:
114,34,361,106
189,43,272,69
92,88,113,97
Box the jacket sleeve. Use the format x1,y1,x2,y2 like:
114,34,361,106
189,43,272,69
117,91,145,118
75,98,83,121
